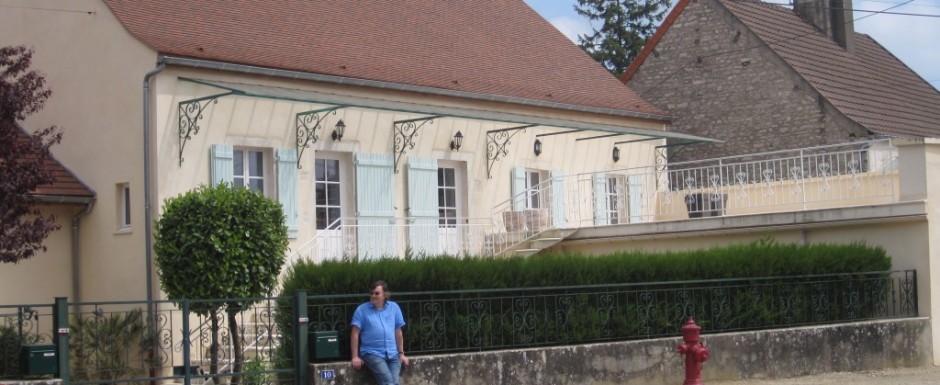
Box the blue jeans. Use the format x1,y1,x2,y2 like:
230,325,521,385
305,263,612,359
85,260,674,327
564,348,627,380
361,354,402,385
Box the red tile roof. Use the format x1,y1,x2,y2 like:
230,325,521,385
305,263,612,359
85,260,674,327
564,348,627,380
102,0,669,120
13,126,95,199
625,0,940,138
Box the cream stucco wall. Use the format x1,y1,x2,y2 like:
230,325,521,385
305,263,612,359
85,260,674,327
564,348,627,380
150,68,668,264
0,205,79,305
0,0,160,303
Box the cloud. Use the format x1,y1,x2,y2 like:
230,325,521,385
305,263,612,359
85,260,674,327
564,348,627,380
548,16,594,44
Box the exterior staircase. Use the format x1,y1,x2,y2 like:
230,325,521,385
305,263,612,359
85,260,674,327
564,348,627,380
500,228,577,257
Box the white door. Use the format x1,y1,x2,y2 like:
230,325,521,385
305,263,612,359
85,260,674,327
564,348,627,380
314,156,345,260
436,163,466,255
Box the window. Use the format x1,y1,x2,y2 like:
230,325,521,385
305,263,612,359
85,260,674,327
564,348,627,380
525,170,546,209
315,158,342,229
605,176,625,225
438,167,457,227
117,183,131,230
234,149,265,193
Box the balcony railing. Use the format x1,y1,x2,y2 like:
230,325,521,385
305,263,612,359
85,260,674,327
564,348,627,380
294,140,899,260
287,217,499,264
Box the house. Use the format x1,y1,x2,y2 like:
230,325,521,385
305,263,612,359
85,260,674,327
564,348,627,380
622,0,940,163
4,0,940,374
0,127,95,305
0,0,718,305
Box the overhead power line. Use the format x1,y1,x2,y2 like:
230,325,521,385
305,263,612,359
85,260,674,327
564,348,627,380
0,4,95,15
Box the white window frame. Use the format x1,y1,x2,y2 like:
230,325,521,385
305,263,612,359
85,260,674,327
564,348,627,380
117,183,131,231
605,175,627,225
233,147,273,196
315,157,344,230
436,161,467,228
525,169,548,210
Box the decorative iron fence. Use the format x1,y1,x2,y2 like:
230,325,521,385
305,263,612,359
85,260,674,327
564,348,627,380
0,298,293,385
305,270,916,358
0,304,54,378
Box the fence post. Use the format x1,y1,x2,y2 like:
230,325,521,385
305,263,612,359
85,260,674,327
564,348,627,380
53,297,69,384
182,299,191,385
294,291,309,385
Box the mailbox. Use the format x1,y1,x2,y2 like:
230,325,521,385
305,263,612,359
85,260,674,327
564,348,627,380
309,330,339,360
21,344,57,375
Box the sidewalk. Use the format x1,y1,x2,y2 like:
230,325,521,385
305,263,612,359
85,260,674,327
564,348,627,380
710,366,940,384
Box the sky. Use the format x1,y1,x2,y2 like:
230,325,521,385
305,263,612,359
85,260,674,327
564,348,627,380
524,0,940,89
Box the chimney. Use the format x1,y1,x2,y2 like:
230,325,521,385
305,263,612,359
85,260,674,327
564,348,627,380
794,0,855,52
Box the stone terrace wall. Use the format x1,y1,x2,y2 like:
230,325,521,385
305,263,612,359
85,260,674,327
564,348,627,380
309,318,931,385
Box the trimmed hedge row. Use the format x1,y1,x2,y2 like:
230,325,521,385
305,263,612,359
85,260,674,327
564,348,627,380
279,240,892,295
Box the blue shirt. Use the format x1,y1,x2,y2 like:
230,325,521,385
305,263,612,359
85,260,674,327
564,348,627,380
350,300,405,358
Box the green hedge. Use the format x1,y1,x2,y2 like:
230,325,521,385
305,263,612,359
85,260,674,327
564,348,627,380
279,240,891,295
274,240,892,368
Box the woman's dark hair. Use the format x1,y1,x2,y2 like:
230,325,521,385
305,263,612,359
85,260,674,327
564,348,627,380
371,280,390,300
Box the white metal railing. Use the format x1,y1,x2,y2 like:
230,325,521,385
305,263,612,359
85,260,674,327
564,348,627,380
290,140,899,261
491,139,899,235
285,217,497,263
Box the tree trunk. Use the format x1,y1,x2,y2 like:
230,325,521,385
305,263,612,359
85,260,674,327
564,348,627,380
210,311,220,385
228,311,243,385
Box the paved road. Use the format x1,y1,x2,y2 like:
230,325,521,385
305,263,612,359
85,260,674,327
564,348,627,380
710,366,940,384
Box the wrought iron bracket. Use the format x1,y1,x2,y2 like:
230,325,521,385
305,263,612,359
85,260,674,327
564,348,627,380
393,116,440,173
295,106,344,169
178,92,234,166
485,124,536,179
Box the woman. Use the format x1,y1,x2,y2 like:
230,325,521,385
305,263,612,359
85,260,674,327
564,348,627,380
350,280,409,385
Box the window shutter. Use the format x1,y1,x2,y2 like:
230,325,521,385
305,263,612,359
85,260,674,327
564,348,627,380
511,167,526,211
355,153,396,259
550,170,566,228
628,175,644,224
407,157,439,256
593,173,608,226
276,148,299,238
210,144,234,186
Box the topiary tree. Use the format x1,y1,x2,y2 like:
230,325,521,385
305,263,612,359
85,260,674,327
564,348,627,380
154,183,288,385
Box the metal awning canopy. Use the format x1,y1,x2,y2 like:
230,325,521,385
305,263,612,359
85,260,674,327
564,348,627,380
180,78,718,144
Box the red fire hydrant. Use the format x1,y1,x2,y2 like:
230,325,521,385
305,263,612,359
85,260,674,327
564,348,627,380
677,317,709,385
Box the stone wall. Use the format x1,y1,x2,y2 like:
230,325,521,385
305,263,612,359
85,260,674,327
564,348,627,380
626,0,868,162
308,318,931,385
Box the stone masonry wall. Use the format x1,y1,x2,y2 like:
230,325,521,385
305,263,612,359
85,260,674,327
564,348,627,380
309,318,931,385
626,0,868,163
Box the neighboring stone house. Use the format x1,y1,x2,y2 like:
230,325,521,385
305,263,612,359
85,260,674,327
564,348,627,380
622,0,940,162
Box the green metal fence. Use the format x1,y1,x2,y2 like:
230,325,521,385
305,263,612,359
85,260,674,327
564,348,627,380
1,297,298,385
0,270,919,384
304,270,917,358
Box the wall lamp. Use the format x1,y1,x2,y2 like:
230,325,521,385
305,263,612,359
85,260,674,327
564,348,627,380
534,139,542,156
450,131,463,151
332,119,346,141
612,146,621,162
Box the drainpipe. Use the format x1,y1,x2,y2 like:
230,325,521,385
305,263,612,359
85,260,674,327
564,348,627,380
34,195,95,312
143,59,166,324
71,200,94,312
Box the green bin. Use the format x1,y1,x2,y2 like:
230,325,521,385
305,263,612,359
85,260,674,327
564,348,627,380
21,344,57,375
309,331,339,360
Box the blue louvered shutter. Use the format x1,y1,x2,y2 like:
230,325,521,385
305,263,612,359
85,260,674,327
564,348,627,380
276,148,299,238
210,144,234,186
628,175,643,224
550,170,566,228
407,157,439,256
511,167,526,211
355,153,396,259
593,173,608,226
